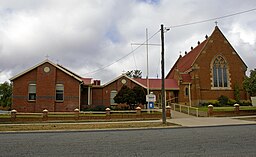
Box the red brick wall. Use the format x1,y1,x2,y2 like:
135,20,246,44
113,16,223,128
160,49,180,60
168,28,247,106
195,27,247,103
55,67,80,112
102,76,138,107
92,88,103,106
174,27,247,106
12,69,37,112
12,62,80,112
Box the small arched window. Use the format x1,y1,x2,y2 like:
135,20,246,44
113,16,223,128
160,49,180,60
212,56,229,88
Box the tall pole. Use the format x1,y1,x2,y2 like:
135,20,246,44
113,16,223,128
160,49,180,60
161,24,166,124
146,28,150,112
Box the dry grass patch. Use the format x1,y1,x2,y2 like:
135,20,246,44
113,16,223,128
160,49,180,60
0,122,178,132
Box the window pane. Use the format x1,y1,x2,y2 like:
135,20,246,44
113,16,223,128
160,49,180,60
56,84,64,101
28,84,36,93
185,87,189,96
218,66,223,87
56,84,64,90
29,93,36,100
223,66,228,87
28,84,36,100
213,65,218,87
56,93,63,100
110,90,117,105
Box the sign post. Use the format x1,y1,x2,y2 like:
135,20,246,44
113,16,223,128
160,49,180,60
146,92,156,112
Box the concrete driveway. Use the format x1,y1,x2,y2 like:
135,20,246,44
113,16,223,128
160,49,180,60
169,110,256,127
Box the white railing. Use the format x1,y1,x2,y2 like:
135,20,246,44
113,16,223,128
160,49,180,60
171,103,199,117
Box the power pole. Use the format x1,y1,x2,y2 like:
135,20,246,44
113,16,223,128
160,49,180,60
146,28,150,112
161,24,166,124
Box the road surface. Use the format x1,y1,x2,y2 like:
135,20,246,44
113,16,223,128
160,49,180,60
0,125,255,156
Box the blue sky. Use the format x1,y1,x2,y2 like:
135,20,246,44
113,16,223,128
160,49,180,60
0,0,256,83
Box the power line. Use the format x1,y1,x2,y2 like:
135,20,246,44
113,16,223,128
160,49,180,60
83,7,256,76
83,30,160,75
167,7,256,29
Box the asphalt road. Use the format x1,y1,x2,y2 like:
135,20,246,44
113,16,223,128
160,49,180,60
0,125,256,157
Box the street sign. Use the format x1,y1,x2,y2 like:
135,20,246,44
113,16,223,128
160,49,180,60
146,92,156,102
149,102,154,109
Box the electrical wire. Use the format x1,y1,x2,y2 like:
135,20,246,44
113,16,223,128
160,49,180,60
83,7,256,76
167,7,256,29
83,30,160,75
131,44,138,70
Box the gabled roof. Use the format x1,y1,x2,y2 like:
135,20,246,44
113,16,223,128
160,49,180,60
133,78,179,90
104,74,179,90
167,39,208,78
10,59,84,83
166,38,208,79
81,78,93,85
103,74,146,88
166,26,247,79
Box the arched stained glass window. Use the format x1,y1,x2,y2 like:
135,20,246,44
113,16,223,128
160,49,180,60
212,56,228,88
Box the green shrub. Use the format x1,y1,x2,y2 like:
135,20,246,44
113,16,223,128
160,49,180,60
218,95,229,106
240,100,252,106
200,100,220,107
208,100,220,107
82,105,107,111
227,99,237,106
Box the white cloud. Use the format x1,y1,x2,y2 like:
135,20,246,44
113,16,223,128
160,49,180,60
0,0,256,84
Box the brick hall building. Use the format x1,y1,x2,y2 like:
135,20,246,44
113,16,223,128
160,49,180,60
10,26,248,112
166,26,247,106
10,60,94,112
10,60,179,112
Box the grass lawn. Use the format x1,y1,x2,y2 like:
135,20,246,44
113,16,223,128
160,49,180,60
0,122,178,132
198,106,256,112
0,114,10,118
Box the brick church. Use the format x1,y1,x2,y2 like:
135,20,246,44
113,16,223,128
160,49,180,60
10,26,248,112
166,26,247,106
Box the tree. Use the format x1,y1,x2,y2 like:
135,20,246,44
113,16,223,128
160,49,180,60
0,81,12,108
234,83,240,103
132,86,146,105
126,70,142,78
114,85,147,109
114,85,136,109
243,69,256,96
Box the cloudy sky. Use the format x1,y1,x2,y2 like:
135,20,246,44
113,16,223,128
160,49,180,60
0,0,256,84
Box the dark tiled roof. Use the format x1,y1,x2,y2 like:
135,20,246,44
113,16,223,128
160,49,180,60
133,78,179,90
176,40,207,72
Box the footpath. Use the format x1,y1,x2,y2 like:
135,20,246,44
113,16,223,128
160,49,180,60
168,110,256,127
0,110,256,132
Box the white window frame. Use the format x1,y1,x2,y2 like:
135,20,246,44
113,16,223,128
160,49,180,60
211,55,231,90
28,84,36,101
56,84,64,101
110,90,117,105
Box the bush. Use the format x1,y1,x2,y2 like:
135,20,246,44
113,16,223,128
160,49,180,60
227,99,237,106
243,69,256,96
208,100,220,107
81,105,106,111
116,103,130,110
218,95,229,106
240,100,252,106
200,100,220,107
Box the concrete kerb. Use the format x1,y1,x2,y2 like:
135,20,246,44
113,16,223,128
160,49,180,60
1,116,256,133
167,116,256,127
0,119,181,134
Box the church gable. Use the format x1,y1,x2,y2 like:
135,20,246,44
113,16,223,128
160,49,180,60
195,26,247,90
167,26,248,106
194,26,247,70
